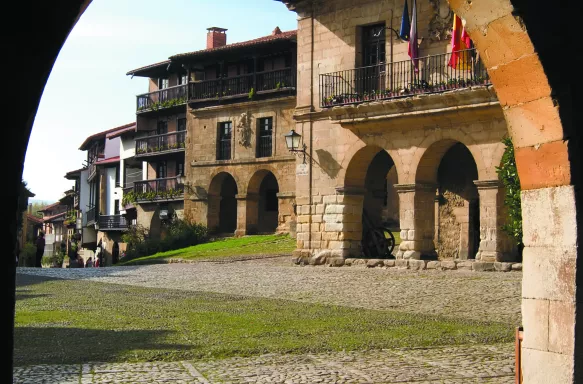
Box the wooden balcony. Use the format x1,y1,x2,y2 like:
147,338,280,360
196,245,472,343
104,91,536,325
188,67,295,105
320,49,490,108
98,215,128,231
135,131,186,158
136,84,187,113
133,177,185,203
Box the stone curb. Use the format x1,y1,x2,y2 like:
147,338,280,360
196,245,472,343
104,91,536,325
293,256,522,272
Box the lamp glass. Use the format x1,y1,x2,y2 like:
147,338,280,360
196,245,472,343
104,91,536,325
284,129,302,151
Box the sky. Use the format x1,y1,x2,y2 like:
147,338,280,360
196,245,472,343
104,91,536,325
23,0,297,202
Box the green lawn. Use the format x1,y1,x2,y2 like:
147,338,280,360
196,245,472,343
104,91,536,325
120,234,296,266
15,274,514,366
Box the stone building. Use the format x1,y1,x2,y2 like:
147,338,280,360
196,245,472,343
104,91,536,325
277,0,517,263
128,27,298,236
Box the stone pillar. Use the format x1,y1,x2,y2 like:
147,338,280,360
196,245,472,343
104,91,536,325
474,180,516,261
206,195,220,233
244,193,260,235
276,192,296,235
395,183,437,259
234,194,250,237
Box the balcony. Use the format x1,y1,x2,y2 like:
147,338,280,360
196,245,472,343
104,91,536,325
135,131,186,158
320,49,489,108
136,84,187,113
98,215,128,231
86,206,97,226
189,67,295,105
132,177,185,203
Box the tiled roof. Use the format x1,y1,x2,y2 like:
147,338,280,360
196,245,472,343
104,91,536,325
43,211,67,223
79,122,136,150
126,60,170,76
65,167,86,179
26,214,43,225
95,156,120,165
38,201,61,212
127,29,297,76
106,123,137,139
169,30,297,60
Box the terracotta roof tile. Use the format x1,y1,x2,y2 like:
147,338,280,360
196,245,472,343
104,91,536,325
106,124,136,139
26,214,43,224
79,122,136,150
126,60,171,76
169,30,297,60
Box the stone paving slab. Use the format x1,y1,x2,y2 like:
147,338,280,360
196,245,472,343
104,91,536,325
13,344,514,383
17,256,522,325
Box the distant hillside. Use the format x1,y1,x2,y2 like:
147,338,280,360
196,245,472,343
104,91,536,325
29,199,56,205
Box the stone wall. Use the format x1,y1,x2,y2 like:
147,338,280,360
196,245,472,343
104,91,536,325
135,201,184,239
184,97,297,235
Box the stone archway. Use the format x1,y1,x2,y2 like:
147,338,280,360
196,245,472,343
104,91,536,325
207,172,238,235
8,1,581,382
247,170,280,234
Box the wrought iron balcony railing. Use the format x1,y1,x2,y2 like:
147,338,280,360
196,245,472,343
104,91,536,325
319,48,489,108
98,215,128,230
133,177,185,202
135,131,186,157
189,67,295,103
86,206,97,225
136,84,187,112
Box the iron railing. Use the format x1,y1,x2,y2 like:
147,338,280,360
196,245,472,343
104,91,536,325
189,67,295,102
257,135,272,158
136,84,187,112
320,49,489,107
217,139,231,160
135,131,186,156
98,215,128,230
86,206,96,225
133,177,184,201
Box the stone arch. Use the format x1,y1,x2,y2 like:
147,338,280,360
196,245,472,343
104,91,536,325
340,141,403,188
411,131,486,184
246,169,280,234
9,1,581,383
207,172,239,234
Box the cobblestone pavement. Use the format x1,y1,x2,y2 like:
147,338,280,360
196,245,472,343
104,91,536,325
13,343,514,383
16,258,521,383
17,256,522,324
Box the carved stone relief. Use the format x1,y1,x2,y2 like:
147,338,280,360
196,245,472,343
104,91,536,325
237,112,252,147
428,0,454,41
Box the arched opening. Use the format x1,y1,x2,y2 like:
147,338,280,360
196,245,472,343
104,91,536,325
436,143,479,259
208,172,238,235
344,146,398,258
416,140,479,260
246,170,280,234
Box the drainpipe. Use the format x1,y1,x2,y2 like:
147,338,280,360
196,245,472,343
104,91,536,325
308,0,315,254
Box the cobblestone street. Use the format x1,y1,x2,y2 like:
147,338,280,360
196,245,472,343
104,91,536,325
15,257,522,383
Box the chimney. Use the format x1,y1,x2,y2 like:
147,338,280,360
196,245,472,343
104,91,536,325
206,27,227,49
272,26,282,35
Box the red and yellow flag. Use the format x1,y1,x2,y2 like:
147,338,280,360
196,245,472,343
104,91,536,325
448,14,472,69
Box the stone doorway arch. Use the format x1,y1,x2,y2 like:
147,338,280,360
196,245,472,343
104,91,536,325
247,170,280,234
207,172,238,235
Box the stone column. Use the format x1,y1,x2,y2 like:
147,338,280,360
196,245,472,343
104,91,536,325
234,194,251,237
395,183,437,259
243,193,260,235
473,180,516,261
276,192,296,235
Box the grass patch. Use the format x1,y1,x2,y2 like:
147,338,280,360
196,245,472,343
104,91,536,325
15,274,514,366
120,234,296,266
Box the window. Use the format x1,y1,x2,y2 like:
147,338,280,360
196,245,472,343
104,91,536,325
177,118,186,131
115,164,120,187
217,121,232,160
178,73,188,85
114,199,120,215
157,161,167,179
176,161,184,176
156,121,168,135
360,23,386,94
257,117,273,158
158,78,169,89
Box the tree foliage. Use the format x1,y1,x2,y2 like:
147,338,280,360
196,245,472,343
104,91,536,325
495,137,523,249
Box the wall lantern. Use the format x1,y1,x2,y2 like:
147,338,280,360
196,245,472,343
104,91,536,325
284,129,308,163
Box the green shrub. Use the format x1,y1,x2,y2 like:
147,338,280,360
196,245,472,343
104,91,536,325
123,219,208,262
19,243,37,267
495,136,523,257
